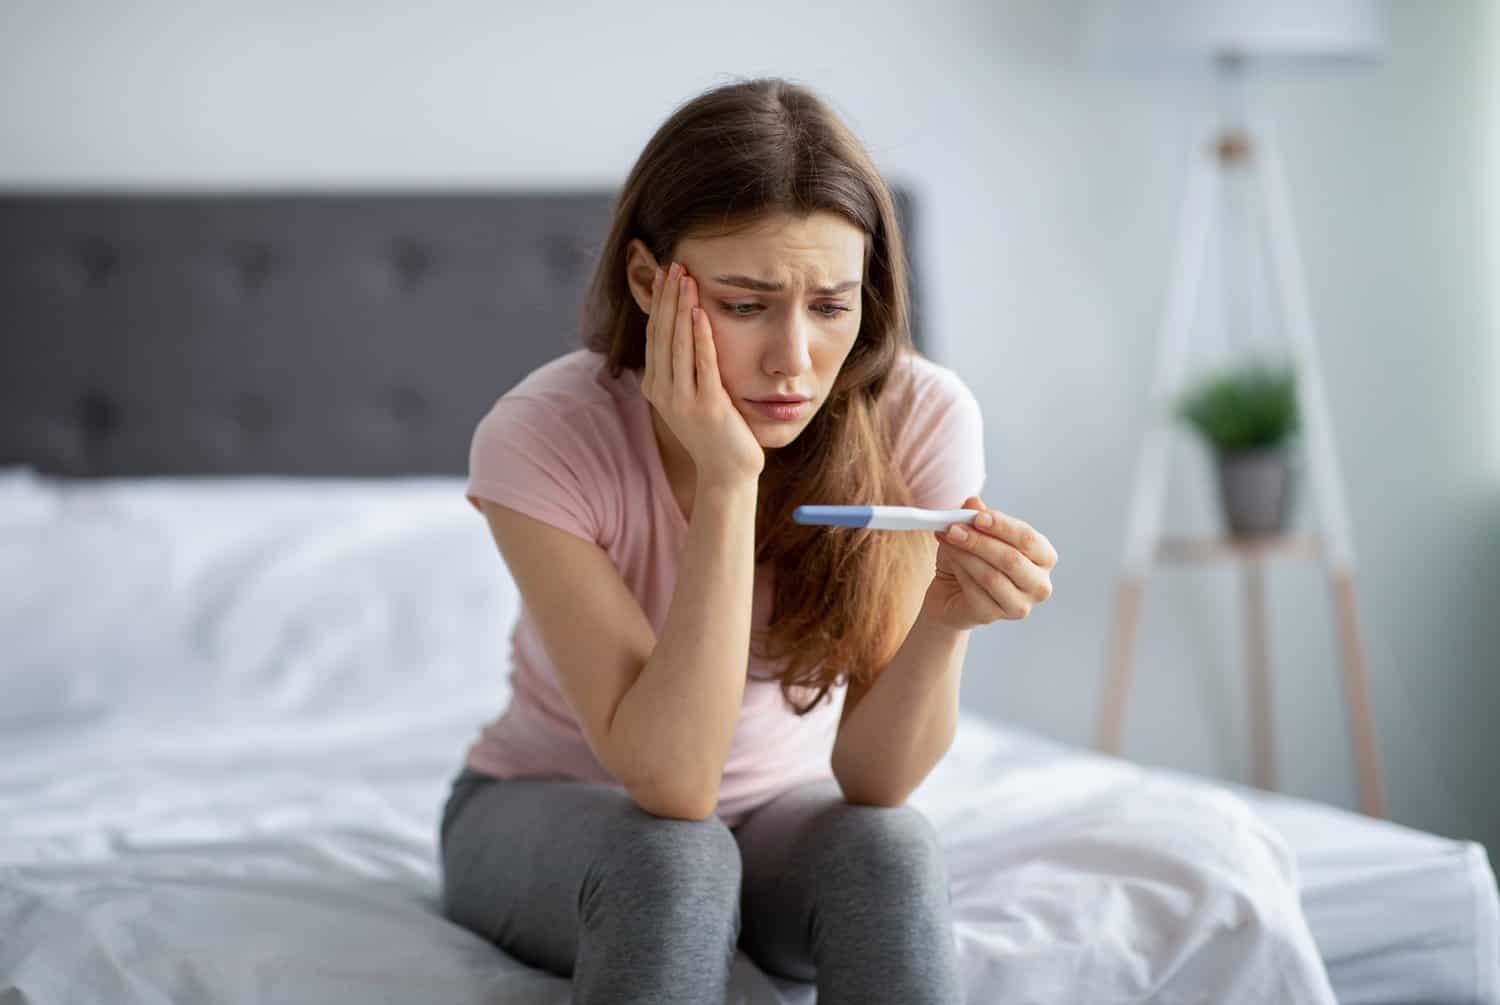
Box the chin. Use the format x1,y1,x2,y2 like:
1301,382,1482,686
750,420,811,450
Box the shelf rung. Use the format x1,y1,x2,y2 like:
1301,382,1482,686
1155,535,1322,564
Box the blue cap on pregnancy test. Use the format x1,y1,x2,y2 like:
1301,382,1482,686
793,505,875,528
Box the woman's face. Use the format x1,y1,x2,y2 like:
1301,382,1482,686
630,209,866,450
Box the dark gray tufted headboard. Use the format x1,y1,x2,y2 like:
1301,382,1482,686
0,189,923,477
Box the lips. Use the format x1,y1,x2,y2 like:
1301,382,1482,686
745,398,811,422
747,395,810,403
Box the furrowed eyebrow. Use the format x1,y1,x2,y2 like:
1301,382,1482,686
712,274,860,295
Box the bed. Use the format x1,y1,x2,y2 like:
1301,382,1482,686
1,192,1495,1004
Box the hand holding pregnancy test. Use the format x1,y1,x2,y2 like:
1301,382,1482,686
798,495,1058,630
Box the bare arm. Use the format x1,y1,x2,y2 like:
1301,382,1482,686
831,614,968,806
833,498,1058,805
479,260,765,821
478,477,757,822
830,532,967,805
606,476,758,819
605,260,766,818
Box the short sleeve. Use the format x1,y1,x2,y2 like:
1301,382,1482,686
464,394,607,545
898,365,988,510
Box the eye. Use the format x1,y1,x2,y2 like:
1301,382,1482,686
717,301,853,319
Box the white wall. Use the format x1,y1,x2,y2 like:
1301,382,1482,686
3,0,1495,852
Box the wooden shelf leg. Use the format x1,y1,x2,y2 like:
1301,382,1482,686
1096,575,1148,755
1243,557,1276,791
1330,566,1387,818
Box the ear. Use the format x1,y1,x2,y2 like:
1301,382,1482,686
624,239,662,315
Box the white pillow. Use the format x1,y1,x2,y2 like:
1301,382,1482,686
0,474,519,732
0,465,59,525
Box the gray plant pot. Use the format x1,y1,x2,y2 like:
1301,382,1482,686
1214,445,1295,536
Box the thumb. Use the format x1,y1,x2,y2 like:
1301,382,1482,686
962,495,985,512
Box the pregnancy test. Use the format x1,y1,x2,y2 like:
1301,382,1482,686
792,505,981,531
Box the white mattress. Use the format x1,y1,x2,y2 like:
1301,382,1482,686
1231,783,1499,1005
2,470,1495,1004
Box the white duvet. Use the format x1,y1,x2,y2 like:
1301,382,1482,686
0,470,1338,1004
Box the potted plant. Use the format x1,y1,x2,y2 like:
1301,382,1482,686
1173,358,1301,537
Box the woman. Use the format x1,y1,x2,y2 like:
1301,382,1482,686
439,77,1057,1005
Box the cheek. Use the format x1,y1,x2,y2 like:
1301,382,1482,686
815,327,859,371
710,341,751,391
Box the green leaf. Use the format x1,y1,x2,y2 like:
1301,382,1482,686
1171,358,1299,452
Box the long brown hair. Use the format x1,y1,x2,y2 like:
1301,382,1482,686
581,77,927,715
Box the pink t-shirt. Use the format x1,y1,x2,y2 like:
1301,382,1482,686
462,347,986,827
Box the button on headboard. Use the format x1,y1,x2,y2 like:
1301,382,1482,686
0,190,924,476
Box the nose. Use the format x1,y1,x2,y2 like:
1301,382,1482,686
763,310,813,379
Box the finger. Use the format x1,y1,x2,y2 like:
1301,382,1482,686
945,544,1031,618
952,556,1009,623
644,266,664,391
692,303,718,394
656,263,681,392
673,272,696,393
937,497,983,539
657,264,681,393
971,508,1057,568
944,524,1051,598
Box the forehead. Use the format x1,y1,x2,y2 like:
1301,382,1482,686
678,210,866,282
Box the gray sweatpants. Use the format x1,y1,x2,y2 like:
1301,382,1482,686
438,766,963,1004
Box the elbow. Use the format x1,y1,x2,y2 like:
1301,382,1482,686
626,772,719,822
834,776,909,809
832,754,916,808
830,751,890,806
641,800,717,822
629,787,718,822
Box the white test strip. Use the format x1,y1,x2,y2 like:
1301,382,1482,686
792,505,981,531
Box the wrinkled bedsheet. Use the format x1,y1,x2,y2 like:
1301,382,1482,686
0,470,1340,1003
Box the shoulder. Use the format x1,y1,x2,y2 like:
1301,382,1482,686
467,348,637,487
466,349,631,539
497,348,621,413
474,349,627,442
880,349,983,432
879,350,987,508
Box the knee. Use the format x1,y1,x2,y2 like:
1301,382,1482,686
589,803,742,911
804,802,947,891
